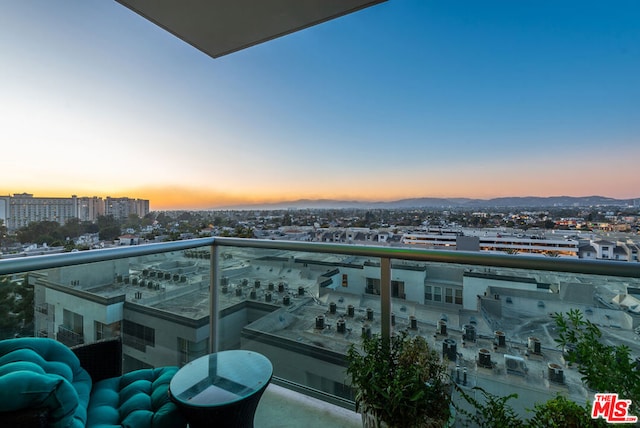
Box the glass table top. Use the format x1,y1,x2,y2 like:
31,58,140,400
170,350,273,407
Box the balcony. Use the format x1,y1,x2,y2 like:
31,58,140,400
1,237,640,425
57,325,85,347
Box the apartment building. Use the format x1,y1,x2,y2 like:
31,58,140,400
105,197,150,221
0,193,149,230
579,239,640,262
76,196,106,222
0,193,79,230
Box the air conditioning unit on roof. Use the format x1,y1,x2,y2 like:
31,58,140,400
504,354,527,376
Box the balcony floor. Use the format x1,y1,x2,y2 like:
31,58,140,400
255,384,361,428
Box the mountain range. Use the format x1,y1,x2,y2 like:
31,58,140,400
217,196,639,210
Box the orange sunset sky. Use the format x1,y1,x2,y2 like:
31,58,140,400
2,1,638,211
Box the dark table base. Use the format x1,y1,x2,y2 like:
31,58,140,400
171,381,269,428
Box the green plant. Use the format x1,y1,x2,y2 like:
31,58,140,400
455,388,608,427
528,395,606,427
454,386,523,428
346,331,450,428
553,309,640,417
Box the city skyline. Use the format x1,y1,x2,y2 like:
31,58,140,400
1,1,639,210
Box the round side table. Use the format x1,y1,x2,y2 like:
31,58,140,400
169,350,273,428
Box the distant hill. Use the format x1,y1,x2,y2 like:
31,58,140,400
216,196,639,210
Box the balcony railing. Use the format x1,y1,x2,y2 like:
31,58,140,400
57,325,84,346
2,237,640,420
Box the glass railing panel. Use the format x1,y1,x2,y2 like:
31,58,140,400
3,244,214,374
388,258,640,420
216,245,377,403
122,246,212,371
5,237,639,421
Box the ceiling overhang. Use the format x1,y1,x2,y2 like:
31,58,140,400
114,0,386,58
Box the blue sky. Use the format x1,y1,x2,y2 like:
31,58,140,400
1,1,638,209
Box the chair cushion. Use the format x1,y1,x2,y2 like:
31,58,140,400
0,338,91,428
87,367,186,428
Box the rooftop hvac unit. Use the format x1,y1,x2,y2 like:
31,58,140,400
463,324,476,342
442,338,457,362
347,305,355,317
437,319,447,335
548,363,564,384
410,315,417,329
504,355,527,376
528,336,541,354
315,315,325,330
366,307,374,321
329,302,337,314
478,349,492,368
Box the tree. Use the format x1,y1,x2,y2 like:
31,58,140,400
96,215,122,241
60,218,83,240
528,395,606,427
123,214,142,231
282,213,292,227
16,221,63,245
0,219,8,250
99,225,122,241
0,275,34,339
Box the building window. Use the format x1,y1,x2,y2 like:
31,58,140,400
365,278,404,298
425,286,432,301
95,321,105,341
455,289,463,305
366,278,380,295
445,288,453,304
95,321,120,341
123,320,155,351
392,280,405,299
433,286,442,302
178,337,209,366
63,309,83,335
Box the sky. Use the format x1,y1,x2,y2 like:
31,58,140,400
1,1,639,210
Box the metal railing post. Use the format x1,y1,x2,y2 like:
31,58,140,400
209,242,219,353
380,257,392,342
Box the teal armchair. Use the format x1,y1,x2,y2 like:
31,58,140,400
0,337,186,428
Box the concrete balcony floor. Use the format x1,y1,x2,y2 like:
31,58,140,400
255,384,361,428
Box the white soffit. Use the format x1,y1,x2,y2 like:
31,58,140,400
114,0,387,58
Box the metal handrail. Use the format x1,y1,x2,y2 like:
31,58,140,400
213,237,640,278
0,238,215,275
2,236,639,278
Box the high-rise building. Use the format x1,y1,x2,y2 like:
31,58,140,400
105,197,150,221
76,196,106,222
0,193,78,230
0,193,149,230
